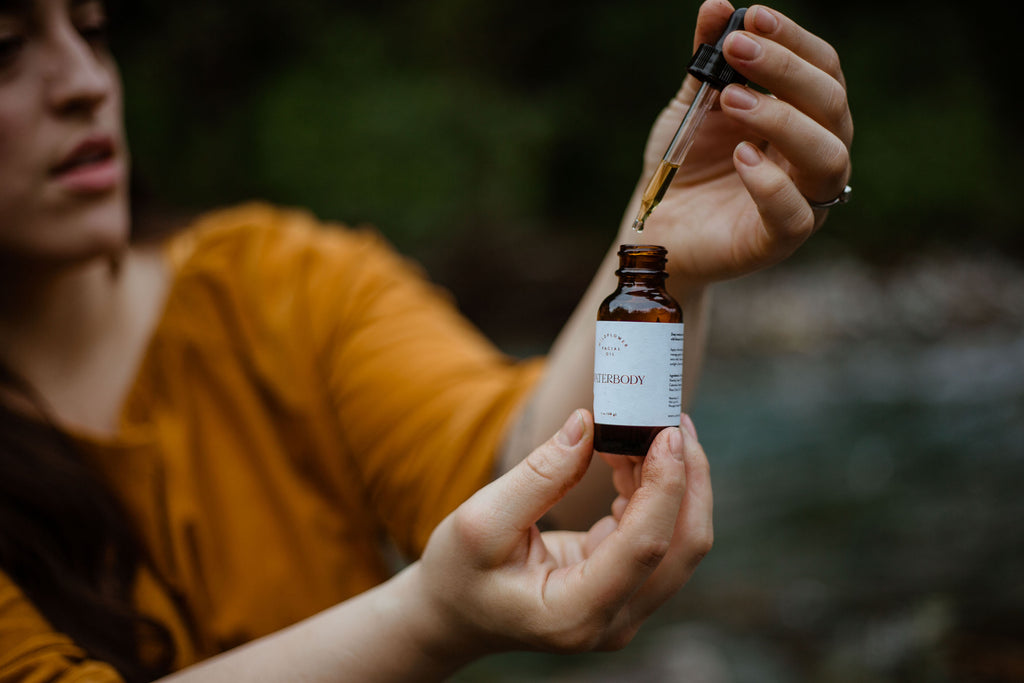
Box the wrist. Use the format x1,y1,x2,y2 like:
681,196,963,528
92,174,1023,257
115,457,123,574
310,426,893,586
664,274,709,311
391,562,486,677
678,281,709,308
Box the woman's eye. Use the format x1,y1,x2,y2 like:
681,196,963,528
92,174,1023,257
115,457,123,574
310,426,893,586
0,34,25,66
78,21,108,46
73,1,110,48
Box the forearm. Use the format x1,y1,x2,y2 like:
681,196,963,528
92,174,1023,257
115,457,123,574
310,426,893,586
159,565,471,683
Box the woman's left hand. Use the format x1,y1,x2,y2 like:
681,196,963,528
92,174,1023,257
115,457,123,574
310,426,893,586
628,1,853,290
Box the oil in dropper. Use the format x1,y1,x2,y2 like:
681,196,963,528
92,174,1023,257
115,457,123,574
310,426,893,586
633,81,718,232
632,161,679,233
632,7,751,232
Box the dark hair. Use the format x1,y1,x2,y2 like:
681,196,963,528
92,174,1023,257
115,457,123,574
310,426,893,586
0,365,175,682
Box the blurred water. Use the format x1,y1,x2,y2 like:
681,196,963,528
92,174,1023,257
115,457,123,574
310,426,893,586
676,336,1024,682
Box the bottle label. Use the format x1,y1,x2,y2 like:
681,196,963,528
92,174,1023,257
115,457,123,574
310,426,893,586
593,321,684,427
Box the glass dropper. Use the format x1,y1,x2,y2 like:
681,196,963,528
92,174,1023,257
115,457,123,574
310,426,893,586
633,7,751,232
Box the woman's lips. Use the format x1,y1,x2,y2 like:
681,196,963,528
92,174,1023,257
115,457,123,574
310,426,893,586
51,137,123,194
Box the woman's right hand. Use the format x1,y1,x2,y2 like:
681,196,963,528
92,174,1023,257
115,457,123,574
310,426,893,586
624,1,854,290
413,409,713,659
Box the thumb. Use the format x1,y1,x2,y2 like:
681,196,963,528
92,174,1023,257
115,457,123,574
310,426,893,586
469,410,593,558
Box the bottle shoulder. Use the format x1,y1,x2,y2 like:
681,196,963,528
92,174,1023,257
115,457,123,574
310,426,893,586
598,286,682,322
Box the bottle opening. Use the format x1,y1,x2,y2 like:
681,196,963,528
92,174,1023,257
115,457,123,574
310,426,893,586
618,244,667,257
616,244,668,276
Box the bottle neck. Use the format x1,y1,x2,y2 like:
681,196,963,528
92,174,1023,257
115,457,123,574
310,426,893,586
615,245,668,287
616,271,667,287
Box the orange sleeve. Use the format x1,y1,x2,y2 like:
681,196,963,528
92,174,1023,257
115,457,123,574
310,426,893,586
176,204,544,559
0,572,123,683
308,225,545,557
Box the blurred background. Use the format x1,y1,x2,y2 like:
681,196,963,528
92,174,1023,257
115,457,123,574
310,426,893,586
113,0,1023,680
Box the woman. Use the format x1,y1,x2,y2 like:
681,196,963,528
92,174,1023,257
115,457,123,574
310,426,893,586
0,0,852,680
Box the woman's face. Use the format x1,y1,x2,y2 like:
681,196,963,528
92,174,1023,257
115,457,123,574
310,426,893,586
0,0,128,268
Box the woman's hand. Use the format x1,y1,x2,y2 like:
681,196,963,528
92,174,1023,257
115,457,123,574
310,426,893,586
628,1,853,290
416,409,712,658
159,411,708,683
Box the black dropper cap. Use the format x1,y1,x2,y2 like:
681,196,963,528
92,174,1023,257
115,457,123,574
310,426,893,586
687,8,749,90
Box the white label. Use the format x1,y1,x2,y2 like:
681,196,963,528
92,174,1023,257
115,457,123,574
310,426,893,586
593,321,683,426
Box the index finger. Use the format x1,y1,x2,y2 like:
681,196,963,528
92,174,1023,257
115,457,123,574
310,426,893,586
565,428,688,617
623,422,714,622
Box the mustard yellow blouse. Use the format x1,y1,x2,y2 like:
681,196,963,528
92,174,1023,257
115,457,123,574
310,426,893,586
0,204,543,680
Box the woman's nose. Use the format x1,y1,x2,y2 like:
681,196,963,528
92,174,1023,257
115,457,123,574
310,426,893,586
44,28,112,116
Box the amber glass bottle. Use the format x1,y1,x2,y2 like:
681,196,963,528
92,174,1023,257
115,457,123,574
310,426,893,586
593,245,684,456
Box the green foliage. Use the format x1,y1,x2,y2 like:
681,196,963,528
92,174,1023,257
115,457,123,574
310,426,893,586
114,0,1021,257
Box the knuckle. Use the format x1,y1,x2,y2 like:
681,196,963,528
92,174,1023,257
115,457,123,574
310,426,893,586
818,140,850,192
632,535,671,570
690,447,712,480
448,500,493,556
823,80,850,129
522,446,578,500
762,171,796,208
780,50,801,84
693,526,715,558
831,143,852,181
774,200,815,245
524,446,561,485
773,99,798,133
823,45,843,81
700,456,714,483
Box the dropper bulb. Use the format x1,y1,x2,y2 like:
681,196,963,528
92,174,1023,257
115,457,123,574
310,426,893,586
715,8,748,49
687,7,749,90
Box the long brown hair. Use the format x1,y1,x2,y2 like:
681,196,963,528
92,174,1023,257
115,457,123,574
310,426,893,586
0,2,175,677
0,364,174,682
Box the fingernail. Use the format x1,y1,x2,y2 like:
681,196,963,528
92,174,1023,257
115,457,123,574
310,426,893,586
753,6,779,34
728,32,762,61
722,84,758,111
735,141,762,167
681,413,699,440
556,410,584,447
668,428,685,461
